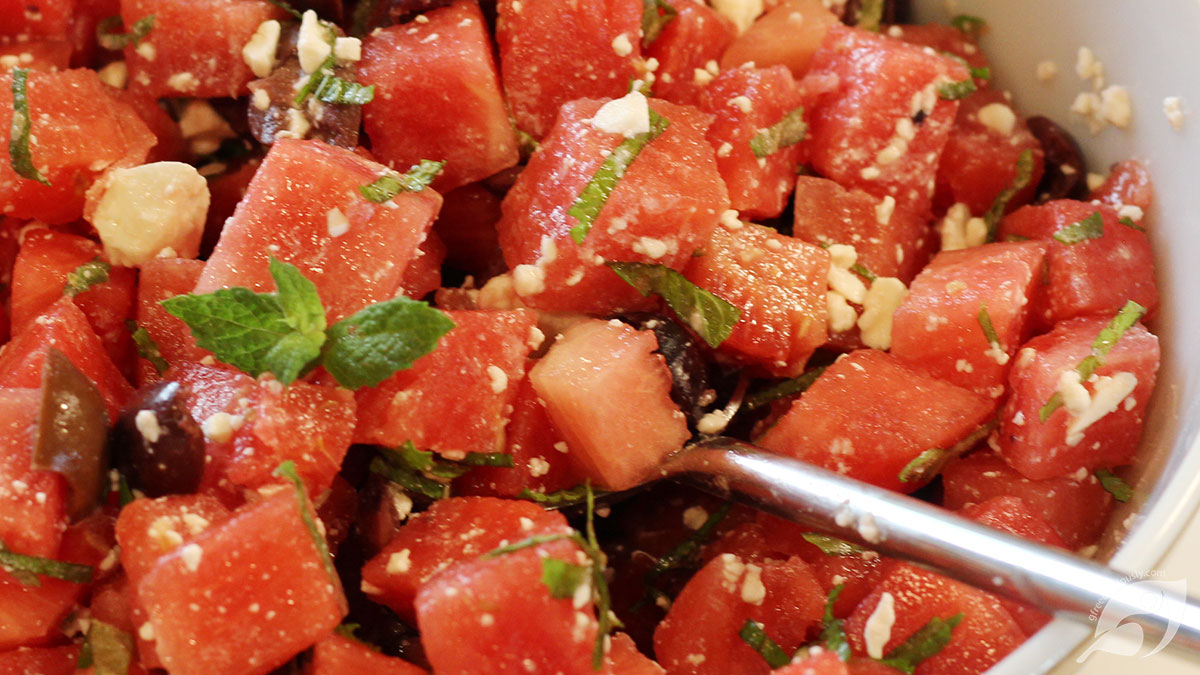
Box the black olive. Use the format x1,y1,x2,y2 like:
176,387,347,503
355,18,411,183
34,348,110,522
1026,115,1088,202
111,381,206,498
614,313,710,428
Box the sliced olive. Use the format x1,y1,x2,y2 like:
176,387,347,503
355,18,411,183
1026,115,1088,202
111,381,205,498
34,348,110,522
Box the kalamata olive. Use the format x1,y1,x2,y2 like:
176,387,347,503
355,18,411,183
615,313,710,427
34,348,109,522
837,0,910,27
1026,115,1088,202
111,381,206,498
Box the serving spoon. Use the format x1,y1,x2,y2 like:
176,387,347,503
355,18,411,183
644,437,1200,656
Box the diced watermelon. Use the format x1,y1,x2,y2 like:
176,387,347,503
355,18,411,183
112,89,188,164
529,319,689,490
0,39,72,72
804,24,967,218
196,139,442,323
432,182,506,280
120,0,286,97
890,241,1047,395
772,650,848,675
791,176,934,284
134,258,209,385
0,388,66,557
1089,159,1154,213
0,0,72,40
360,496,571,623
415,537,597,675
360,1,518,193
0,644,81,675
999,200,1158,322
889,23,990,88
201,158,260,257
684,222,829,377
497,97,728,313
698,66,807,219
170,362,255,502
0,297,133,421
603,633,665,675
308,633,426,675
10,229,137,375
653,553,825,675
941,450,1114,549
720,0,840,78
0,69,155,224
758,350,995,493
703,516,817,565
933,90,1044,215
807,548,894,619
137,490,347,675
354,309,537,455
399,232,445,300
88,574,136,633
645,0,736,107
844,564,1024,675
495,0,643,139
994,313,1159,480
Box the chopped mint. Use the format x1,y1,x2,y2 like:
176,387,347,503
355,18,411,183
64,259,111,297
879,613,964,673
127,320,169,375
76,619,134,675
984,149,1034,242
744,366,827,411
738,620,790,668
1095,468,1133,503
801,533,866,557
8,68,50,186
950,14,986,40
96,15,155,50
749,106,807,159
322,296,455,389
0,539,93,587
820,584,852,660
937,79,977,100
1052,211,1105,244
359,159,445,203
607,262,740,348
273,461,339,586
541,557,590,599
641,0,677,47
1040,300,1147,421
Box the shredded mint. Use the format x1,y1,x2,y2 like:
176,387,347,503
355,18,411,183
879,613,964,673
1095,468,1132,502
1118,216,1146,233
1039,300,1147,421
970,65,991,81
738,620,790,668
937,79,977,101
314,76,375,105
899,423,993,484
977,303,1001,347
950,14,986,40
117,472,136,507
0,539,93,587
295,26,339,106
96,15,155,50
744,366,827,411
749,106,807,159
569,109,669,244
801,533,865,557
370,444,453,500
8,68,49,186
519,484,599,505
359,160,445,203
127,320,169,375
76,619,134,675
820,584,852,660
1052,211,1105,244
641,0,677,47
64,259,111,297
851,261,878,283
266,0,302,19
273,461,338,585
541,557,590,598
483,533,573,558
632,502,732,611
322,297,456,389
898,448,946,484
984,149,1034,242
607,262,740,348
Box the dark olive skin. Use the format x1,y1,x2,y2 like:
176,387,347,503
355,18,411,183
616,313,710,427
1026,115,1088,202
111,381,206,498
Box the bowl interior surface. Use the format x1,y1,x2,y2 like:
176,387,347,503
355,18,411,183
910,0,1200,671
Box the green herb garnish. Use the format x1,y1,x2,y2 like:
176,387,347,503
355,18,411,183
738,620,790,668
273,461,338,585
879,613,964,673
607,262,740,348
266,0,302,19
359,159,445,203
1118,216,1147,232
821,584,852,660
1052,211,1105,244
96,15,155,50
569,108,669,244
898,423,994,484
8,68,49,186
950,14,986,40
801,533,866,557
851,262,878,283
984,149,1034,242
0,539,93,587
977,303,1000,346
541,558,590,598
631,502,732,611
749,106,807,159
1095,468,1132,503
76,619,134,675
855,0,885,32
898,448,946,484
518,484,598,505
1039,300,1147,421
127,320,169,375
64,259,111,297
937,79,977,101
314,76,375,105
744,366,827,411
321,296,456,389
641,0,677,47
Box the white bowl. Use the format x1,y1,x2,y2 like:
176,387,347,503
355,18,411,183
910,0,1200,671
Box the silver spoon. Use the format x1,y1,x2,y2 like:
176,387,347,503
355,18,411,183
655,437,1200,654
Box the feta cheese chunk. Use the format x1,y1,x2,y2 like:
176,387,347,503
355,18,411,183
86,162,210,266
590,91,651,138
712,0,764,34
297,10,332,74
241,19,281,78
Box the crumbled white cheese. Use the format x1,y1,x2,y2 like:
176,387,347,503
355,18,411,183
693,67,715,87
242,20,281,78
297,10,332,73
939,203,987,251
251,88,271,111
1036,60,1058,82
178,100,236,155
97,61,128,89
827,291,857,333
857,277,907,351
166,71,200,92
180,543,202,572
486,365,508,393
138,622,155,642
202,412,243,443
1062,371,1138,446
1163,96,1185,131
718,553,746,593
728,95,753,113
589,91,650,138
1099,86,1133,129
135,410,162,443
875,196,895,226
1117,204,1143,222
135,42,156,62
527,457,551,477
711,0,764,33
333,37,362,62
611,32,633,57
740,564,766,605
512,264,546,297
863,592,897,659
1086,172,1107,191
826,244,867,304
977,102,1016,136
682,506,708,530
87,162,210,266
326,207,350,237
386,549,412,574
719,209,742,229
1075,47,1104,87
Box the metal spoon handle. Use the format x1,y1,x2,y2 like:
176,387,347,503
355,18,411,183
666,438,1200,653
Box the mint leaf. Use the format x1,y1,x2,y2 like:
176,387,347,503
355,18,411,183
76,619,134,675
899,423,993,484
1118,216,1147,232
937,79,977,101
984,148,1034,242
541,558,590,599
0,539,93,587
607,261,740,348
749,106,807,159
270,258,326,347
322,297,455,389
1040,300,1147,421
821,584,852,660
738,620,790,668
484,533,575,559
369,454,449,500
265,0,302,19
314,75,375,105
127,320,169,375
950,14,986,39
64,259,111,297
359,159,445,203
801,533,865,557
569,109,669,244
273,461,338,585
970,65,991,81
518,484,599,506
1095,468,1133,502
1052,211,1105,244
977,303,1001,346
744,366,827,411
879,613,964,673
96,15,154,50
898,448,946,484
641,0,677,47
8,68,49,186
851,261,878,283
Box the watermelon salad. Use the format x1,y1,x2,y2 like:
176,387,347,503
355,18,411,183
0,0,1163,674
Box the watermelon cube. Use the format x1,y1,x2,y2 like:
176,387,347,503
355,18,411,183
137,490,347,675
644,0,736,107
758,350,996,494
529,319,689,490
1089,159,1154,213
497,97,728,314
0,0,72,41
0,645,80,675
134,258,210,385
354,309,537,455
999,200,1159,323
360,1,519,193
308,633,426,675
0,39,71,72
683,222,829,377
360,496,572,623
995,313,1159,480
890,241,1048,395
0,388,65,558
0,571,85,651
719,0,840,78
496,0,643,138
603,633,665,675
196,139,442,323
772,651,848,675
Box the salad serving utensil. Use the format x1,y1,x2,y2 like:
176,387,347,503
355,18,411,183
651,437,1200,656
